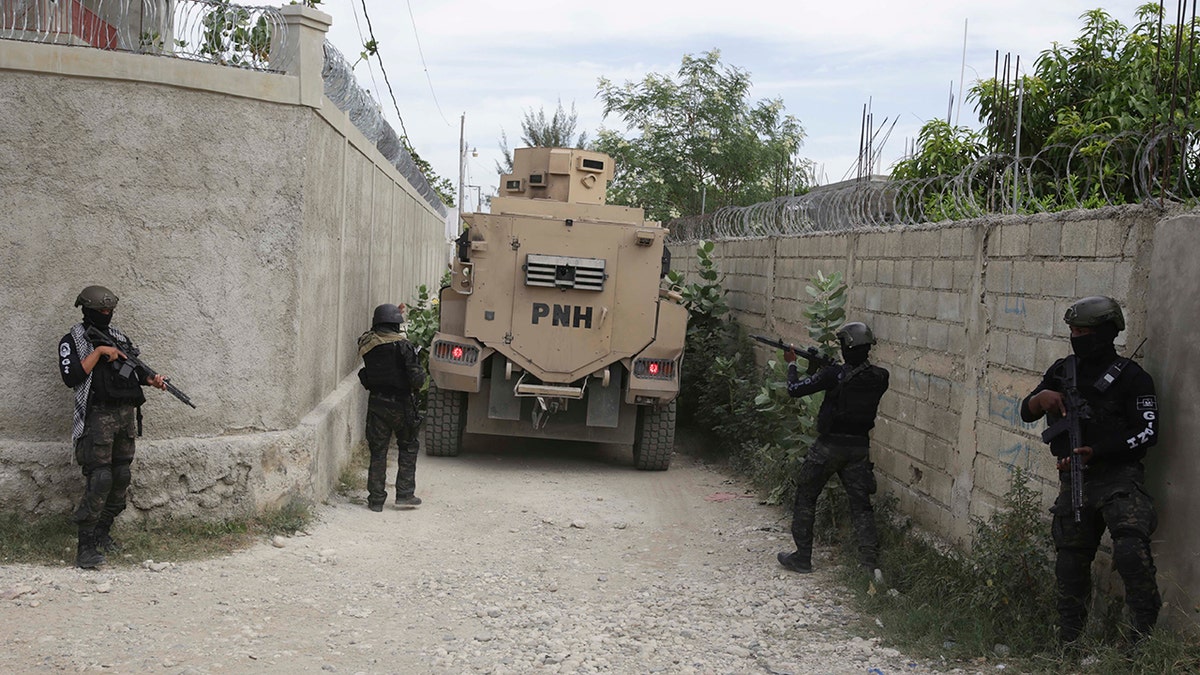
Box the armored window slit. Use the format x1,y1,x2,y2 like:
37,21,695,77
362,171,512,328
524,254,606,291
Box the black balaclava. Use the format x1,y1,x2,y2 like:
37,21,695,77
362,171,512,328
82,308,112,329
842,345,870,366
1071,323,1119,362
374,322,401,334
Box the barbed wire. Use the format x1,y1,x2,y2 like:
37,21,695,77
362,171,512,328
322,42,447,216
667,125,1200,242
0,0,447,215
1,0,291,72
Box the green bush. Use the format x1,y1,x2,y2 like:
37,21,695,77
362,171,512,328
743,270,847,505
847,473,1058,657
404,271,450,409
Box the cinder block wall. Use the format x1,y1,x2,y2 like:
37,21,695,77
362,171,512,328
669,204,1199,630
0,29,446,522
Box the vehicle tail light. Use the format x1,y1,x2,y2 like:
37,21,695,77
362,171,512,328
634,358,675,380
433,340,479,365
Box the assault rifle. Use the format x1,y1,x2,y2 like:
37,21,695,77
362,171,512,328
1039,339,1147,523
1040,357,1089,523
86,326,197,409
749,335,837,369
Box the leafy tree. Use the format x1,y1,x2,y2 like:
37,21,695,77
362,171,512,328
962,4,1200,205
888,120,988,219
890,120,986,181
595,50,810,222
496,100,590,173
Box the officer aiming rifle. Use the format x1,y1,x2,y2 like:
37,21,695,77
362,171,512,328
750,335,837,368
86,326,196,409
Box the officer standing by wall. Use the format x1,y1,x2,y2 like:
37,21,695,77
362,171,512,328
58,286,167,569
357,304,426,512
776,322,890,577
1020,296,1161,645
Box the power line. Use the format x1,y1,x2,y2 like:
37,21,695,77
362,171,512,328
357,0,412,143
406,0,450,126
347,0,383,112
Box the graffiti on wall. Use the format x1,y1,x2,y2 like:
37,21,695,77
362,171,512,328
998,441,1041,474
987,391,1039,430
1003,265,1027,315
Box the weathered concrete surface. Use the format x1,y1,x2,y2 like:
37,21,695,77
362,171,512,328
1145,213,1200,625
0,34,446,523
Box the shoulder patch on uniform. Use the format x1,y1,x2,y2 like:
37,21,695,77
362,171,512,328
1137,395,1157,411
60,343,71,357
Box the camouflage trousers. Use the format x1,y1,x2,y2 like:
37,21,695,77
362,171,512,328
365,393,420,507
1052,463,1160,640
72,404,137,530
790,435,879,567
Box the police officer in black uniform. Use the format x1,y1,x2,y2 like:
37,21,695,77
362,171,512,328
58,285,167,569
1021,296,1160,644
777,322,890,576
357,303,426,512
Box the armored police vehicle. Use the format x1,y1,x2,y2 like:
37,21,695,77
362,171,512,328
424,147,686,470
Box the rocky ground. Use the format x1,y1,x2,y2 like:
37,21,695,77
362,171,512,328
0,437,988,674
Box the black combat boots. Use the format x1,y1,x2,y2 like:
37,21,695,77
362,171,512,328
76,527,106,569
395,495,422,508
777,551,813,573
94,522,120,554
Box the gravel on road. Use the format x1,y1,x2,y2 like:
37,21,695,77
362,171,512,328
1,440,978,674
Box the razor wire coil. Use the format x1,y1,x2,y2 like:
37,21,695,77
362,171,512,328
1,0,291,72
667,126,1200,242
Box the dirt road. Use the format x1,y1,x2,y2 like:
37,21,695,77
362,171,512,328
0,438,949,674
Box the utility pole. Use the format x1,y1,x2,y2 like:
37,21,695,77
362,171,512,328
956,19,968,127
458,113,465,217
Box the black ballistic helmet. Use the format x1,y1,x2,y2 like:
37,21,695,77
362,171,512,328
372,303,404,326
1064,296,1125,332
837,322,875,348
75,285,119,310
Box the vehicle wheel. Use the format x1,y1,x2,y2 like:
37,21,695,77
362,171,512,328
632,399,676,471
424,380,465,456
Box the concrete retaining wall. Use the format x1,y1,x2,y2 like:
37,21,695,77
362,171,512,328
669,204,1199,630
0,8,447,523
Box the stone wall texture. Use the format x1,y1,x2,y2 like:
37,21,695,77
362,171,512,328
669,205,1200,631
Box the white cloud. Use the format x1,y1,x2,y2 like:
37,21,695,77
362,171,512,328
309,0,1143,198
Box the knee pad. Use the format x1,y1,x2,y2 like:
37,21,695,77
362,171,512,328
89,465,114,495
111,462,132,492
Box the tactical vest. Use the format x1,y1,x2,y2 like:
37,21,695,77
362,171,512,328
1051,355,1131,446
90,355,146,406
821,363,888,435
359,341,413,395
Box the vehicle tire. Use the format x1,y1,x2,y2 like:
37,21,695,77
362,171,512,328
424,380,465,456
632,399,676,471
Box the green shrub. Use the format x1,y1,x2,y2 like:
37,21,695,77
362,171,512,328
743,270,847,505
851,471,1056,658
404,270,450,408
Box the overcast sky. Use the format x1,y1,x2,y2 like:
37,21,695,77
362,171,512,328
310,1,1143,206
